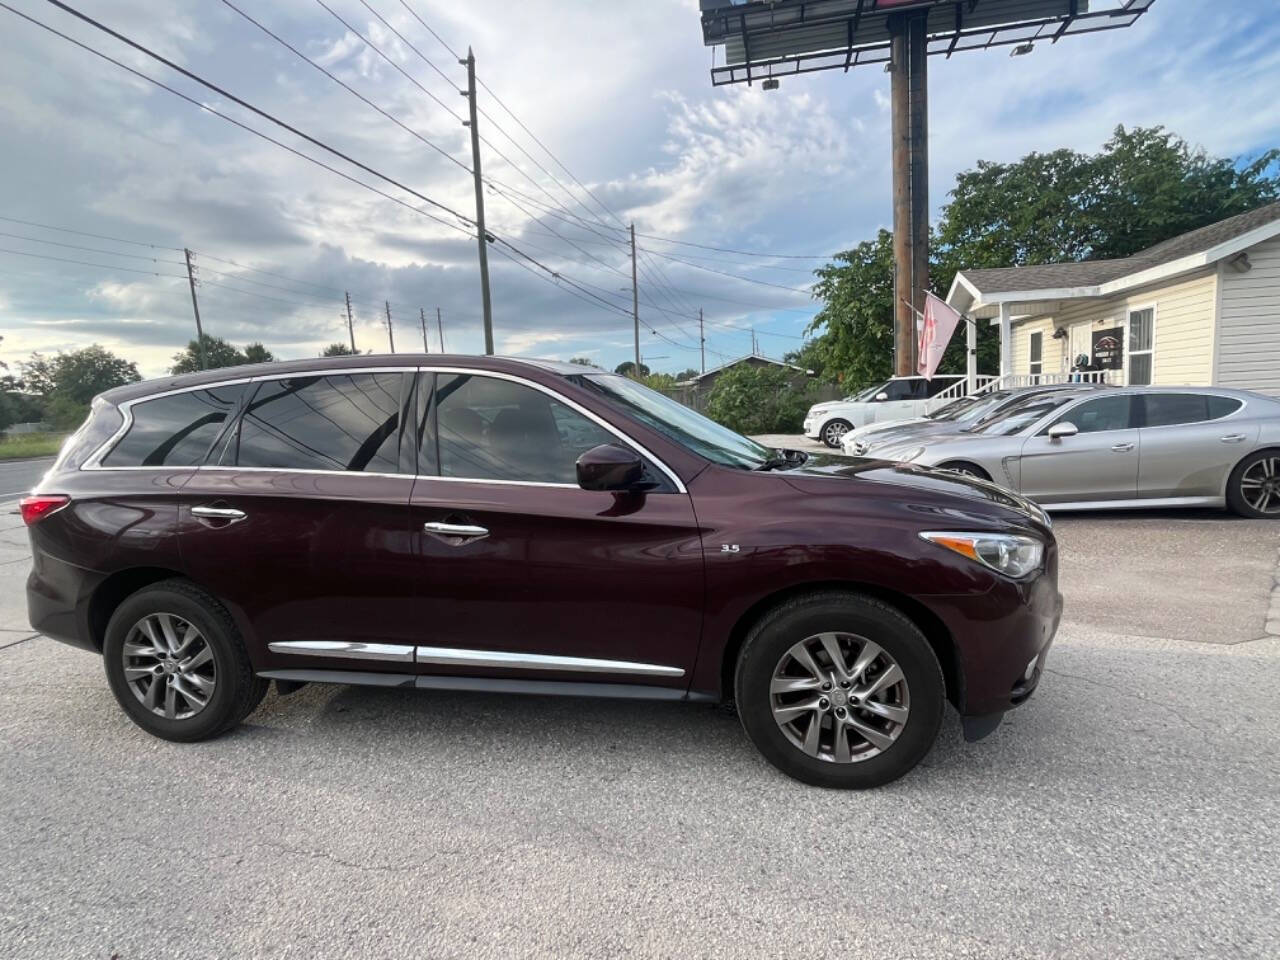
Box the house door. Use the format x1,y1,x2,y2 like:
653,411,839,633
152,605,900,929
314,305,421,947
1069,324,1091,374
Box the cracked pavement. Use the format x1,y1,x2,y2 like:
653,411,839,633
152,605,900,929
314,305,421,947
1,475,1278,959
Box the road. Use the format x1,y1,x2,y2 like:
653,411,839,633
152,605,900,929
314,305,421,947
0,484,1277,957
0,456,52,503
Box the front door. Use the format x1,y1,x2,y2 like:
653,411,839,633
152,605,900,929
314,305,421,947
1018,394,1140,503
407,371,703,690
179,369,421,673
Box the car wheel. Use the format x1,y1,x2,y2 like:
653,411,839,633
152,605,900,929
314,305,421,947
102,579,268,742
734,591,944,788
1227,450,1280,519
821,419,852,448
937,460,991,481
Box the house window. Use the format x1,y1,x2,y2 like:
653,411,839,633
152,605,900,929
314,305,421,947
1028,331,1043,380
1128,308,1154,385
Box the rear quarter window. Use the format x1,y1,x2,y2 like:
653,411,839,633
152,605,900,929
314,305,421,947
102,384,248,467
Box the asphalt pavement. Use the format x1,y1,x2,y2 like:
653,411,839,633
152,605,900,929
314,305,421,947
1,463,1278,958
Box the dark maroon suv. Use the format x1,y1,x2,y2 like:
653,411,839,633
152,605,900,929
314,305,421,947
22,355,1060,788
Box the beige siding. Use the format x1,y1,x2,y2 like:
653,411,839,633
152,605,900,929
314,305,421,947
1217,235,1280,395
1008,268,1217,384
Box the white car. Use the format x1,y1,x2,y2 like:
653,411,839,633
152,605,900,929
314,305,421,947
803,375,965,448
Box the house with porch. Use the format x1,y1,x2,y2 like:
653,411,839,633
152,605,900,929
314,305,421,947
946,202,1280,395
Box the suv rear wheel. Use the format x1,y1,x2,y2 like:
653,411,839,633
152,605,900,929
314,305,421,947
735,591,944,788
102,580,267,741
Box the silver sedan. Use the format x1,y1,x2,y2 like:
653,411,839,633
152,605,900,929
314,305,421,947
870,386,1280,517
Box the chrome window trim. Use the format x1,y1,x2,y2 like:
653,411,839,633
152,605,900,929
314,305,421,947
414,645,685,678
428,366,687,493
81,365,688,493
268,640,416,663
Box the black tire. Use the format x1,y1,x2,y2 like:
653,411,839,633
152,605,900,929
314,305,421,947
937,460,991,481
821,419,852,449
734,591,944,789
1226,449,1280,519
103,579,268,742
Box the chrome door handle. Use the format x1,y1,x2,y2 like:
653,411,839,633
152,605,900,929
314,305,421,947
1111,442,1134,452
423,521,489,539
191,505,246,522
1220,434,1247,443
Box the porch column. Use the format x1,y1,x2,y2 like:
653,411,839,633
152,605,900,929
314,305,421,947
966,311,978,395
998,302,1013,381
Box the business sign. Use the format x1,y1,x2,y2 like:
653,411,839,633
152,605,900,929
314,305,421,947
1091,328,1124,370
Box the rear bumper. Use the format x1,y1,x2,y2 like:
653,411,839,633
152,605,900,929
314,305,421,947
26,548,101,653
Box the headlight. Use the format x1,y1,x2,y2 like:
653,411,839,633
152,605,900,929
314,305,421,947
920,531,1044,578
902,446,926,462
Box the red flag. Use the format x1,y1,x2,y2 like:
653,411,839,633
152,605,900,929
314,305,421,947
917,292,963,380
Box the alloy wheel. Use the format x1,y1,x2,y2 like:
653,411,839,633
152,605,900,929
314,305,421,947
770,632,910,763
1240,457,1280,514
823,422,849,446
121,613,217,720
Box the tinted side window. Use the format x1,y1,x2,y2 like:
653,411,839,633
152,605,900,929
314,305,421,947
880,380,915,401
1055,395,1135,434
925,377,963,398
435,374,619,484
104,384,247,467
1208,396,1243,420
231,373,404,472
1142,393,1223,427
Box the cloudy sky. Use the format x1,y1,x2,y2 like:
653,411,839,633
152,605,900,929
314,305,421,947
0,0,1277,378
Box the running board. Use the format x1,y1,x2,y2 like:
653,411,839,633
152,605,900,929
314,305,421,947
257,669,714,702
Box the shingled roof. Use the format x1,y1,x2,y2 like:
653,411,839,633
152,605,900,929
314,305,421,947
955,201,1280,299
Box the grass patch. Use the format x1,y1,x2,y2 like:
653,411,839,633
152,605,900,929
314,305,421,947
0,432,68,460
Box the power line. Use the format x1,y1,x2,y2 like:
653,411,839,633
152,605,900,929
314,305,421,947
0,245,187,278
634,232,833,259
639,246,815,294
41,0,472,226
0,213,182,251
0,230,187,266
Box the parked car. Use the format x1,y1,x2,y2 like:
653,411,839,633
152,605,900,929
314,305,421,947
840,384,1109,457
22,356,1060,788
803,374,966,448
871,386,1280,516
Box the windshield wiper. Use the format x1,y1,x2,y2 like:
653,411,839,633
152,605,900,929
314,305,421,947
753,448,809,471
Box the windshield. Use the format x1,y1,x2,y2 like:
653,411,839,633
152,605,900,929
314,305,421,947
925,394,984,421
572,374,774,469
846,383,884,402
968,394,1076,436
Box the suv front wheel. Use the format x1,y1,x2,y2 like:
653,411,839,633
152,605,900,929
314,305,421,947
735,591,944,788
821,419,852,448
102,580,268,741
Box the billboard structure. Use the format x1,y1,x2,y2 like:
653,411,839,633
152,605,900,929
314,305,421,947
698,0,1157,377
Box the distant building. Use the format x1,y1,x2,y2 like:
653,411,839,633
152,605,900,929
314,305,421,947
676,353,813,390
946,202,1280,395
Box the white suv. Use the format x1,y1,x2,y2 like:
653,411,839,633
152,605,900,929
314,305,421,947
803,375,966,448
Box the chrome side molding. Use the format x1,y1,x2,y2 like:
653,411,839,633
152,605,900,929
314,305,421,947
414,645,685,678
268,640,685,678
267,640,416,663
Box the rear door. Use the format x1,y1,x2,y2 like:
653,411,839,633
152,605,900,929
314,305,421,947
179,369,421,673
407,370,703,690
1137,393,1257,499
1017,394,1140,503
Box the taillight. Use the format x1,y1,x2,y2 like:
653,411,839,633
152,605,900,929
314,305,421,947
19,495,70,526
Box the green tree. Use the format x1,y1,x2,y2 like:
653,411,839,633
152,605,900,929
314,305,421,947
18,345,141,430
614,361,650,378
704,364,812,434
568,356,595,366
640,372,678,393
242,342,276,364
805,230,900,387
321,342,359,357
171,335,245,374
675,368,700,381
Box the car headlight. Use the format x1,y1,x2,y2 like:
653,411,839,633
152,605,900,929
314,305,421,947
902,446,926,462
920,531,1044,578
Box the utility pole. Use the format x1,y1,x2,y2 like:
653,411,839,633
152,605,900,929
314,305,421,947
384,300,395,353
630,223,640,371
436,307,445,353
183,248,207,370
419,308,430,353
699,307,705,374
344,291,356,352
888,10,928,377
462,48,494,354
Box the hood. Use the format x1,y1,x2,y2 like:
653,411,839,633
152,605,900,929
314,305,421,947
871,429,987,460
781,455,1050,529
846,417,926,440
808,400,847,413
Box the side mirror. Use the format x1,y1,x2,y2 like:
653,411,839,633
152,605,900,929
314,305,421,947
874,392,889,402
1047,421,1079,440
576,443,644,491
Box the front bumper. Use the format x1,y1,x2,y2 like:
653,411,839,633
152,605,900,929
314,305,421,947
802,418,818,438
